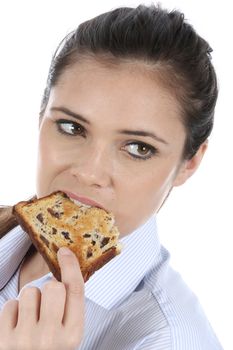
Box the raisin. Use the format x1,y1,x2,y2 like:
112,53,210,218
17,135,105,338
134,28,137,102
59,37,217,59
86,247,93,258
52,227,57,235
83,233,91,238
40,235,50,248
36,213,44,224
47,208,63,219
61,231,70,240
100,237,110,248
72,215,79,219
92,240,96,246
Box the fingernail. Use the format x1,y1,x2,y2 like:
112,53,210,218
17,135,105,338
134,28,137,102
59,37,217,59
58,247,72,256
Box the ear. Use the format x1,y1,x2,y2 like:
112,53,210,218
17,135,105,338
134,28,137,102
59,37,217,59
173,141,208,187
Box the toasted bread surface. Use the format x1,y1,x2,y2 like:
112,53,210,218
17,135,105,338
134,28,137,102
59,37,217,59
13,191,121,282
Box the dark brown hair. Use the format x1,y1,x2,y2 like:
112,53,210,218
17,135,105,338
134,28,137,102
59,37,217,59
0,206,18,239
0,196,36,238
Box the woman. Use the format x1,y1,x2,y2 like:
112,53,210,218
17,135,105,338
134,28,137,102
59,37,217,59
0,4,223,350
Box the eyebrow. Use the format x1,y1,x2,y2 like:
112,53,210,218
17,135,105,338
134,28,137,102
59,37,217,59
50,106,168,145
117,129,169,145
50,106,90,124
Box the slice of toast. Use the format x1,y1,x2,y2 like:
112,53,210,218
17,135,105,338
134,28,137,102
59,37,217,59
13,191,121,282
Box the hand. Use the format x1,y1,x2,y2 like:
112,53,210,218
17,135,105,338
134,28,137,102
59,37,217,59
0,247,85,350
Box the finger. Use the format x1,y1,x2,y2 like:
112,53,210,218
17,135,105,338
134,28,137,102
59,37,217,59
57,247,85,328
39,280,66,324
17,287,41,326
0,299,18,330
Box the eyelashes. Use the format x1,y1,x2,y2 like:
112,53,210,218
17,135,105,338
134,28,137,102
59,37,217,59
55,119,86,137
55,119,158,161
123,142,157,160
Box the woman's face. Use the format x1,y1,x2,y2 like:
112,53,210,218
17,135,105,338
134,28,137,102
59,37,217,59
36,60,191,236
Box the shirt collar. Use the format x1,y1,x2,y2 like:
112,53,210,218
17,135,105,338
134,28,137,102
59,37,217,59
85,214,160,310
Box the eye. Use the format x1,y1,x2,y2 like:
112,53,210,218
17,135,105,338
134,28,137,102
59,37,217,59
124,142,157,160
55,119,86,137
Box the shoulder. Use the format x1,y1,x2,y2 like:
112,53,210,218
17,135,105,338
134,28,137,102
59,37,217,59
114,278,222,349
139,259,223,350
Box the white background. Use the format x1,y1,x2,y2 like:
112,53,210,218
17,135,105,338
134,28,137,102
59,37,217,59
0,0,232,348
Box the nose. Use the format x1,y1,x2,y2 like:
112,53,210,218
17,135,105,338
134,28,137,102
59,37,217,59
70,144,113,188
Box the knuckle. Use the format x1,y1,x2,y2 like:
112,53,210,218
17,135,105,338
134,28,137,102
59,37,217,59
37,329,65,350
19,286,40,299
66,334,82,350
68,283,84,297
2,298,18,309
14,334,31,350
0,330,14,349
42,280,65,293
0,299,18,317
37,334,53,349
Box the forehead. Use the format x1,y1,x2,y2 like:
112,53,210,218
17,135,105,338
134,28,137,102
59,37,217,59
48,59,186,141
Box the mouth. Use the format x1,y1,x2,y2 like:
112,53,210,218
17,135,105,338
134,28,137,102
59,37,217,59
62,190,106,210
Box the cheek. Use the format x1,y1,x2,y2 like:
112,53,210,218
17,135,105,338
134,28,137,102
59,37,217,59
36,124,68,194
37,132,57,172
38,120,72,170
114,165,178,235
121,163,178,209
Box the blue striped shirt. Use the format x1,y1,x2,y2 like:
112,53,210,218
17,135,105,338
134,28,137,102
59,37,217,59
0,216,223,349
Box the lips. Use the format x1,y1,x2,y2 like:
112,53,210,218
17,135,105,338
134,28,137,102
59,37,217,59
63,190,105,210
